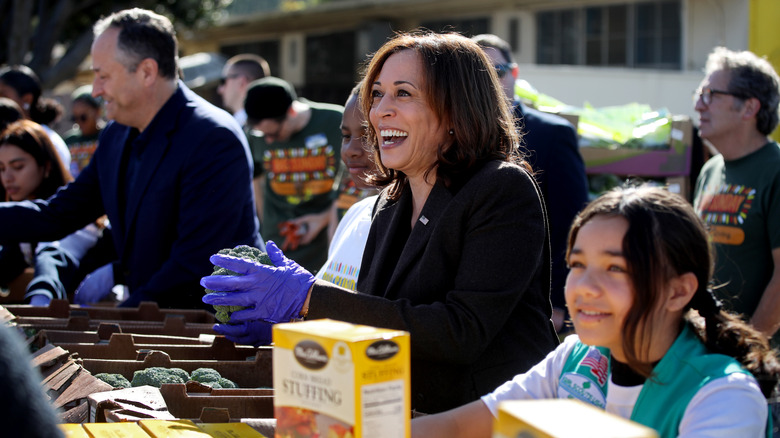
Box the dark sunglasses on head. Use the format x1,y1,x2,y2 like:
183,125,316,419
71,114,89,123
494,63,515,79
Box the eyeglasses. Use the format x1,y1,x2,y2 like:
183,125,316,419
71,114,89,123
494,63,515,79
693,87,746,105
219,73,243,86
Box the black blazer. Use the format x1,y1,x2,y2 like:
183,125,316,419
309,160,559,413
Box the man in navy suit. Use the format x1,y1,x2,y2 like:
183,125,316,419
473,35,589,332
0,8,262,309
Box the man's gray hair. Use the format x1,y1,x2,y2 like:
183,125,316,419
705,46,780,135
94,8,179,80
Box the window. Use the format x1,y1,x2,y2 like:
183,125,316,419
536,0,681,70
304,31,356,105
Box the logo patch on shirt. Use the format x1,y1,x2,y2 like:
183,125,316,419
558,372,607,409
581,348,609,385
305,133,328,149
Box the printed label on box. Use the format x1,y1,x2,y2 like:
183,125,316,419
273,319,410,438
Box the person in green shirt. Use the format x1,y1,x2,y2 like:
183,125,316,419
692,47,780,344
243,76,343,273
63,85,103,178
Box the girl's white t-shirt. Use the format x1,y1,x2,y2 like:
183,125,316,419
481,335,768,437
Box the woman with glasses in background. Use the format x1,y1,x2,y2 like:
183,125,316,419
63,85,104,178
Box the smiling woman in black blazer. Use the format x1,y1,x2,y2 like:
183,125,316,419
202,30,560,414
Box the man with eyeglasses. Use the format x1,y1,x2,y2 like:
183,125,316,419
692,46,780,344
472,34,589,334
243,76,343,273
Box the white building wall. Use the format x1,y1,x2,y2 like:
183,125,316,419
487,0,751,121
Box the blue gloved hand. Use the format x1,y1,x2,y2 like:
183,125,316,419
201,241,314,324
213,320,273,346
74,263,115,305
28,294,51,307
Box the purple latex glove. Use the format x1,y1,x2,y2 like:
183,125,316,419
74,263,115,305
213,320,273,346
28,295,51,307
201,241,314,324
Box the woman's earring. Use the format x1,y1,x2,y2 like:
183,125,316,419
448,129,454,135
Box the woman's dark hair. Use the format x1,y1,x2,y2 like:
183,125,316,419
0,65,63,126
360,30,525,200
0,120,72,201
567,185,779,396
0,97,23,133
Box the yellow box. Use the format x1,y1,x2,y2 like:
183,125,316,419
139,419,210,437
82,421,150,438
197,422,267,437
59,423,90,438
493,399,658,438
273,319,410,438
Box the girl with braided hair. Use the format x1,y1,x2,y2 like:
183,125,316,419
413,185,779,437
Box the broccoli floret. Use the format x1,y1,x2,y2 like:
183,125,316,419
130,367,190,388
189,368,237,389
190,367,222,384
204,245,273,323
217,377,237,388
94,373,131,389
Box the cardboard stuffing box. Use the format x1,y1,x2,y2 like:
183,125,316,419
493,399,658,438
274,319,411,438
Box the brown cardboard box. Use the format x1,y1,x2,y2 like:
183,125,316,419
80,349,272,389
3,300,216,323
15,313,216,337
159,383,274,420
87,386,173,423
57,333,258,361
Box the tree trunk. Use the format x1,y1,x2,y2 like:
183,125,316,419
8,0,33,65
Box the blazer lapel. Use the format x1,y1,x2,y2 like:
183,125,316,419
384,182,452,294
106,126,130,245
123,89,184,243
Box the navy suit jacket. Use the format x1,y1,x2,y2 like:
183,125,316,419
515,103,589,309
0,83,261,308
